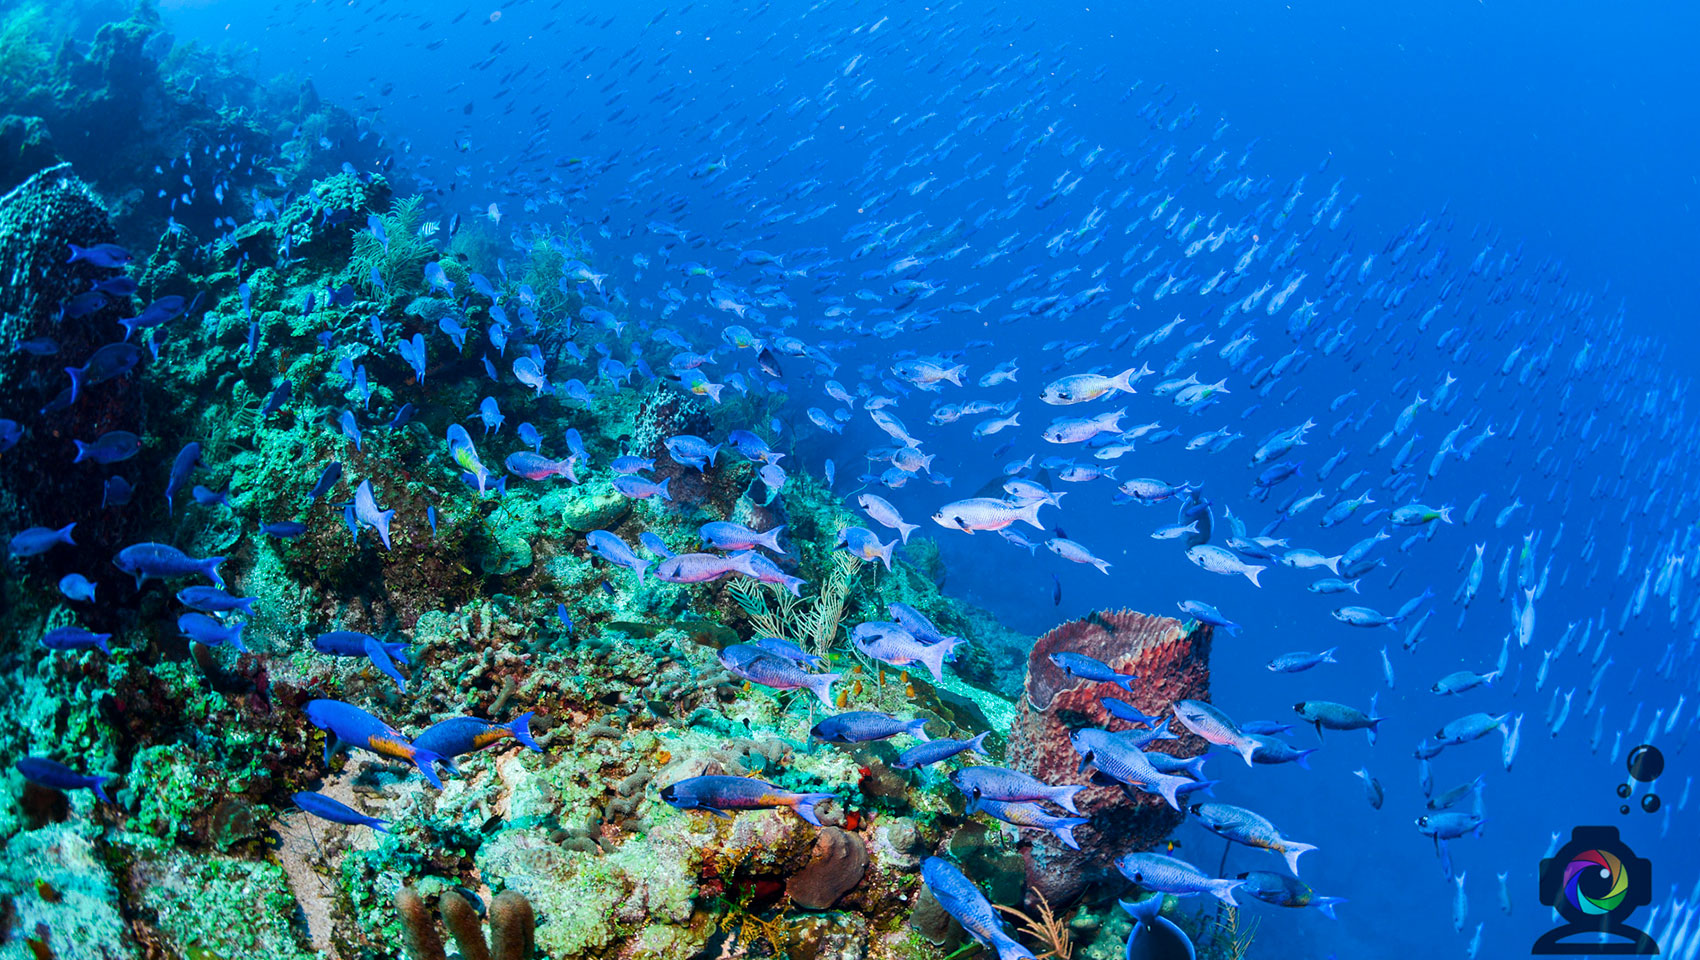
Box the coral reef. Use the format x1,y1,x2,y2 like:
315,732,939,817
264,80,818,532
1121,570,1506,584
0,9,1227,960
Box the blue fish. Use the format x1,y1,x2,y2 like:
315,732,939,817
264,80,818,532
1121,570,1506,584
363,635,407,691
294,790,389,832
114,541,225,589
178,612,248,651
413,712,541,764
339,409,362,451
262,520,308,538
40,625,111,654
309,462,342,501
9,523,76,558
16,757,111,802
56,574,98,603
164,442,201,515
102,475,134,508
303,699,443,789
67,242,132,269
176,586,256,616
353,479,394,549
920,858,1035,960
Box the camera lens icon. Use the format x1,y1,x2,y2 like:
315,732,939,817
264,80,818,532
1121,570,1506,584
1533,826,1658,955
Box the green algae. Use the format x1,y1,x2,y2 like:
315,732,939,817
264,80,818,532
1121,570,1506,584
132,845,315,960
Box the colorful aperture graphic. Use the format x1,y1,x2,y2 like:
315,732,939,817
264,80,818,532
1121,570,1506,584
1564,849,1629,915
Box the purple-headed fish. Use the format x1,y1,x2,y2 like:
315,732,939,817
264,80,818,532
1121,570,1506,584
718,644,840,707
660,774,835,825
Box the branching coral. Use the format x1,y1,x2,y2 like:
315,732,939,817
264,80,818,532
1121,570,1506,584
351,194,439,297
715,888,793,955
994,890,1074,960
728,551,864,656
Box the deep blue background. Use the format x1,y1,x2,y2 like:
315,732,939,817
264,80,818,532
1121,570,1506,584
152,2,1700,958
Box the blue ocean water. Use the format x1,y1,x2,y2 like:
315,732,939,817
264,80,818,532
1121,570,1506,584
18,0,1699,955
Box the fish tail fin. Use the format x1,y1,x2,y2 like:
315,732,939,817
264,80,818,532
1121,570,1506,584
1157,775,1184,811
58,522,76,546
905,718,932,742
1050,783,1086,815
1326,554,1342,574
508,711,542,752
918,640,950,683
229,622,248,653
72,440,90,463
410,748,446,789
805,672,841,708
1316,896,1347,920
1112,366,1142,394
67,243,88,263
92,777,111,804
1211,879,1243,907
1016,498,1046,530
1114,674,1139,694
634,558,650,584
1295,748,1316,770
1051,819,1087,850
1120,895,1163,924
1184,754,1210,779
1322,647,1339,662
1283,842,1318,876
878,539,895,571
656,477,672,501
237,596,257,617
761,524,787,554
65,364,85,404
897,520,918,545
792,792,835,826
967,731,991,756
202,556,226,589
94,634,111,655
1244,564,1265,587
